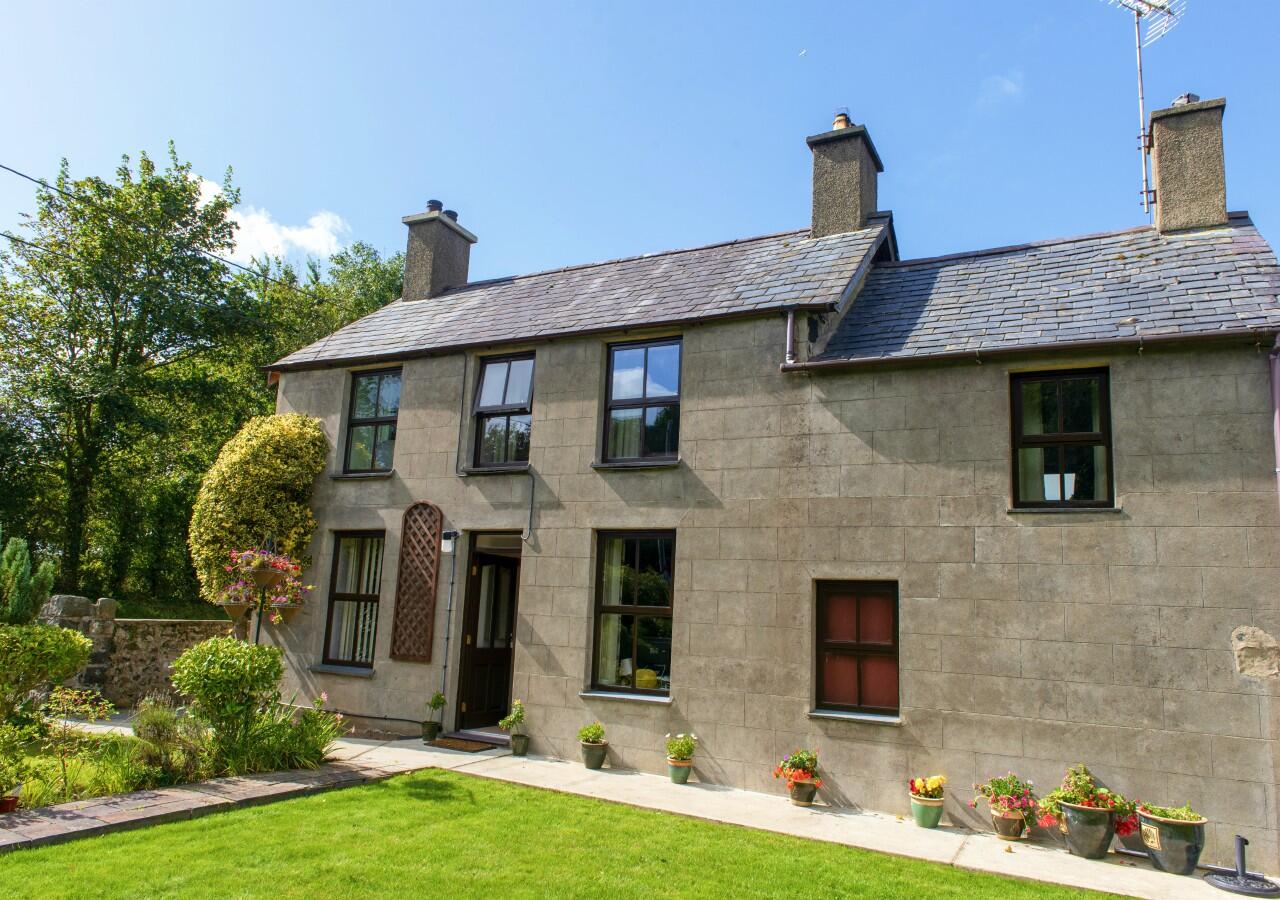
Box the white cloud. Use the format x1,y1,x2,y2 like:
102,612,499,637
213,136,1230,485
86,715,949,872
196,177,350,263
978,69,1025,107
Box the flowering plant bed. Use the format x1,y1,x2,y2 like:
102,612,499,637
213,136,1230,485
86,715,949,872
774,749,821,806
972,772,1037,840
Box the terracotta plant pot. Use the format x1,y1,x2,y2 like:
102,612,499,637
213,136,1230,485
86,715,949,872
251,567,286,590
510,734,529,756
1060,802,1116,859
991,807,1027,840
788,778,818,807
1138,809,1207,876
581,740,608,770
667,757,693,785
0,795,18,814
910,793,944,828
421,721,442,744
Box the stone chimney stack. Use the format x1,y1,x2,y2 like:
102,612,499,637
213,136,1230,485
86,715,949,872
402,200,477,299
806,109,884,238
1150,94,1228,233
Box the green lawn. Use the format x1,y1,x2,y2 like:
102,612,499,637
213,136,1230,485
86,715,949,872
0,770,1109,899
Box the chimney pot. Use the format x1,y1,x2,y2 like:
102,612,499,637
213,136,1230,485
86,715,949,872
1149,95,1227,232
443,209,459,222
426,199,443,213
832,108,852,130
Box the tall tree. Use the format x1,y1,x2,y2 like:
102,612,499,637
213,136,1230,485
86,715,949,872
0,147,253,590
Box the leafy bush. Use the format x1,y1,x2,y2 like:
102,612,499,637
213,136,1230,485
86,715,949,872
665,732,697,761
217,699,345,775
0,527,57,625
132,694,211,785
1140,802,1204,822
188,414,327,602
498,700,525,734
19,732,159,808
0,723,30,795
170,636,283,751
578,722,605,744
0,624,92,720
37,688,116,803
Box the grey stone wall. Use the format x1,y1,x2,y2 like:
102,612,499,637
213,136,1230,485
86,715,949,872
37,596,230,707
274,318,1280,870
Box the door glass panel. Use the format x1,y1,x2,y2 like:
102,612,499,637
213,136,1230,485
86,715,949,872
1020,381,1057,436
478,361,508,408
611,348,645,400
860,656,899,709
607,408,642,459
820,652,859,706
643,405,679,457
595,613,633,687
1064,445,1107,502
634,615,672,691
504,358,534,405
823,592,858,642
645,343,680,398
493,566,513,649
858,593,894,645
1061,378,1100,433
377,372,401,416
476,564,494,648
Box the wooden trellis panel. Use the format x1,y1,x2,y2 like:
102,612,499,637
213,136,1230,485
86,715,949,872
390,501,443,662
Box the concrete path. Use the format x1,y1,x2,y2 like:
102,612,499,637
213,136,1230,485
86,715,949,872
1,731,1246,899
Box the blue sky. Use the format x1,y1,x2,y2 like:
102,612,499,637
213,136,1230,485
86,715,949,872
3,1,1278,282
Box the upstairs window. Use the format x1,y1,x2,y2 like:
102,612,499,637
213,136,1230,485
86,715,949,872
474,354,534,467
345,369,401,473
1010,369,1113,508
604,338,681,462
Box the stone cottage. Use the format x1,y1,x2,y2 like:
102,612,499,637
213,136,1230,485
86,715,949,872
264,96,1280,868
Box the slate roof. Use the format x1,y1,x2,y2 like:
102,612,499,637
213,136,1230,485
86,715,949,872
269,222,889,370
815,213,1280,364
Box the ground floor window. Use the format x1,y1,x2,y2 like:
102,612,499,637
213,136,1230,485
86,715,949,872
592,531,675,695
815,580,898,714
324,531,385,667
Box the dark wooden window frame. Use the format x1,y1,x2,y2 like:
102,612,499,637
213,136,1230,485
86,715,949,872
602,337,682,463
344,368,402,474
1009,368,1114,509
322,530,386,668
472,353,535,469
591,529,676,696
814,580,899,715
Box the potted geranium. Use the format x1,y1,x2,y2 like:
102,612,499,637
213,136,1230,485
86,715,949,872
422,691,446,743
972,773,1038,840
499,700,528,756
665,733,697,784
1036,764,1137,860
774,749,822,806
579,722,607,769
908,774,947,828
1137,803,1207,876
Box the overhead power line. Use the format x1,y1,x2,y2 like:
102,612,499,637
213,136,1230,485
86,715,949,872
0,161,331,308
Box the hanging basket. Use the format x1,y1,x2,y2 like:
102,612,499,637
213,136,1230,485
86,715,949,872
216,601,254,621
250,568,287,590
269,603,304,624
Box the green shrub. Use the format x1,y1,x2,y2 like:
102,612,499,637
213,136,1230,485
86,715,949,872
0,527,56,625
218,701,345,775
19,732,158,808
170,636,283,755
188,414,327,602
132,694,211,785
578,722,605,744
0,624,92,720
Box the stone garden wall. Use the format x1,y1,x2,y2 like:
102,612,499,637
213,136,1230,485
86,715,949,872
38,595,230,708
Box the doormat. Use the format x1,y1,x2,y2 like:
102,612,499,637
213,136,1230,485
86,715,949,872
431,737,495,753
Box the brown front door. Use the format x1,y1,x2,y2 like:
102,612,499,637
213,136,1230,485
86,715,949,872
457,547,519,729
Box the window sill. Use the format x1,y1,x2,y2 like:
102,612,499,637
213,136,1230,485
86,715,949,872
808,709,901,726
591,459,682,472
1006,506,1122,515
310,663,376,678
579,690,672,706
331,470,395,481
459,464,530,476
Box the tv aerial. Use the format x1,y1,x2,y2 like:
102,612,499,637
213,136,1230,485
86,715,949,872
1099,1,1188,213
